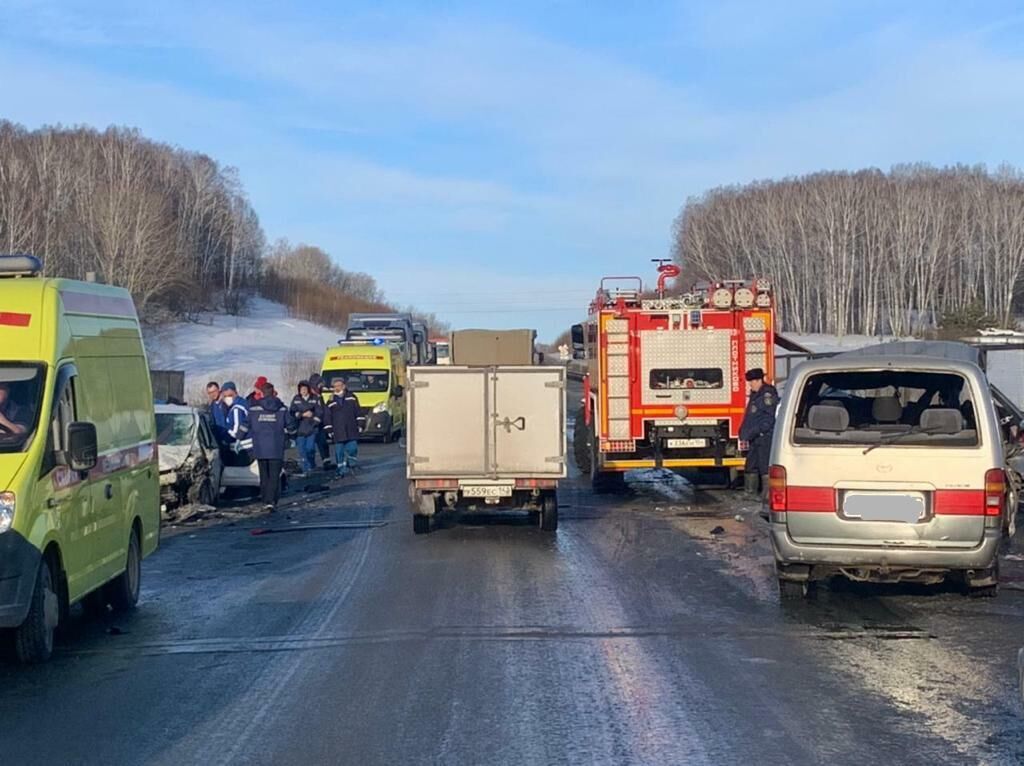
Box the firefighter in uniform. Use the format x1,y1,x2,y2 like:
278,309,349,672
739,368,778,495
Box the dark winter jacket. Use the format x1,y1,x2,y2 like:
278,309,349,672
739,384,779,443
290,385,324,438
248,395,292,460
325,391,361,443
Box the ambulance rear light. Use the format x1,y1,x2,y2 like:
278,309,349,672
754,278,772,292
755,293,772,308
0,254,42,278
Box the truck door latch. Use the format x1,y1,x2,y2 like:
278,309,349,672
497,416,527,433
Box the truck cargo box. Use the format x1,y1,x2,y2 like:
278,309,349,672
407,365,566,480
449,329,537,366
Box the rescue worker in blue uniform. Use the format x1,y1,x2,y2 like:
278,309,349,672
218,382,254,477
739,368,778,496
248,382,294,511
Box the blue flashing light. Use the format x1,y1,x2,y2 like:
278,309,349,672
371,337,385,346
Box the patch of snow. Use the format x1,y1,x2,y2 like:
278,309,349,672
144,297,340,398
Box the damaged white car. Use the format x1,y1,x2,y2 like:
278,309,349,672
156,404,222,508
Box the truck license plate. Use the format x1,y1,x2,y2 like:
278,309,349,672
463,485,513,498
666,438,707,448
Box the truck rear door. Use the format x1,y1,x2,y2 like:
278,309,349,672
491,367,566,477
407,368,489,477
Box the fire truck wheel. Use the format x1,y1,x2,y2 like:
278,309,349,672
573,407,592,474
591,470,625,494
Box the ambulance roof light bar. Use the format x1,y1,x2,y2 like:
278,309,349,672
0,254,42,278
334,338,394,347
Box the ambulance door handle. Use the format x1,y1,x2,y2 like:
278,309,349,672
104,483,114,500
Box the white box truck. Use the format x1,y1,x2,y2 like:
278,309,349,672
406,365,567,534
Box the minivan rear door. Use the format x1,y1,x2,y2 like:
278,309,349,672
785,449,987,548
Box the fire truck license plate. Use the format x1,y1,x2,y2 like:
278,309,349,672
666,438,707,448
463,485,513,498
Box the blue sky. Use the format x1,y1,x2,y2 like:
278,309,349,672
2,1,1024,339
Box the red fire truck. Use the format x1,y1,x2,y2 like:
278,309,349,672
571,262,777,490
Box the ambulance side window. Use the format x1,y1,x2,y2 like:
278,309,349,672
42,376,77,476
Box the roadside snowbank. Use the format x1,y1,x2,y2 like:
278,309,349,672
144,298,339,401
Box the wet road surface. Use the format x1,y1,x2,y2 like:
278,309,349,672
3,440,1024,764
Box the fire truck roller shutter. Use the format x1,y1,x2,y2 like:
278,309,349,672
640,330,734,405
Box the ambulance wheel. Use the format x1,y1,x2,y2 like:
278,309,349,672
413,515,431,535
573,407,592,474
107,526,141,614
539,492,559,532
15,556,59,664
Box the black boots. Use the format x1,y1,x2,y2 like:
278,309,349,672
743,472,760,495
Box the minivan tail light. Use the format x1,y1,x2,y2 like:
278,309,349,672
984,468,1006,516
768,465,787,511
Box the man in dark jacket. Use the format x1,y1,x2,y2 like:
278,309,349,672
290,380,323,475
249,383,293,510
204,381,229,444
324,377,361,477
739,368,779,496
309,373,332,468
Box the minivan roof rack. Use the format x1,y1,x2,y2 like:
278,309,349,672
0,254,42,278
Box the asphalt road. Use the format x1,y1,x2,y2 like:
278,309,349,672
3,428,1024,764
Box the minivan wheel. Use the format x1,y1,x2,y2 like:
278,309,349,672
778,578,811,600
15,557,59,664
107,528,141,613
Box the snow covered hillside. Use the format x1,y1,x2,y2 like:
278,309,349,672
144,298,340,401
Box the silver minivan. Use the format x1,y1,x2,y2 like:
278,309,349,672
770,342,1019,599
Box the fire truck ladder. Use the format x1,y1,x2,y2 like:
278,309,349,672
604,316,632,442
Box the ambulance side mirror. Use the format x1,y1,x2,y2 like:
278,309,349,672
67,422,98,473
393,385,404,398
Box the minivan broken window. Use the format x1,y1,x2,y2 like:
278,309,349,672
792,369,979,447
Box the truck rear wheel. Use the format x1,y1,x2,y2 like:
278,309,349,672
539,492,558,532
413,514,431,535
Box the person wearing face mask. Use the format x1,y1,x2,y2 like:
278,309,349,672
219,381,252,463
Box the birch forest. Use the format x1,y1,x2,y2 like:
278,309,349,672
0,121,264,316
673,164,1024,336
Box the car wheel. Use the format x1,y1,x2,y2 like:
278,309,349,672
106,527,141,613
15,556,60,664
189,476,216,507
413,515,431,535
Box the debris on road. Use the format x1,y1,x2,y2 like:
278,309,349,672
249,521,388,536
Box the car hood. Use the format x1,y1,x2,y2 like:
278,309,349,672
159,444,191,473
0,452,30,492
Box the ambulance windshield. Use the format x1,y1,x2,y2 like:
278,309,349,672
0,364,44,453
